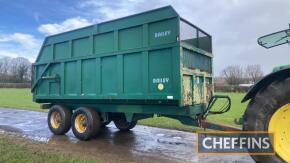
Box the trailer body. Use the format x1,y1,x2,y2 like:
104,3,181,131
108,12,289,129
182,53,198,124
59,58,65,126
32,6,213,125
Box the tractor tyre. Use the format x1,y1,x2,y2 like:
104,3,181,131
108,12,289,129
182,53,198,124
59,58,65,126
243,78,290,163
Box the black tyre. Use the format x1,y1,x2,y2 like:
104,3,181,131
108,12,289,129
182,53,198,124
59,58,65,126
243,78,290,163
48,105,72,135
113,113,137,131
71,107,101,141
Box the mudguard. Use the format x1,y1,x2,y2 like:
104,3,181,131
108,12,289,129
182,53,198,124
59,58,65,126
242,68,290,102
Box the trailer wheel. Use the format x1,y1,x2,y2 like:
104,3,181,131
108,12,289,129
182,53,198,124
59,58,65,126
48,105,72,135
71,108,101,140
243,78,290,163
113,113,137,131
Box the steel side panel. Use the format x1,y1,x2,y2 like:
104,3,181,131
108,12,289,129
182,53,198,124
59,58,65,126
34,15,182,103
34,47,180,102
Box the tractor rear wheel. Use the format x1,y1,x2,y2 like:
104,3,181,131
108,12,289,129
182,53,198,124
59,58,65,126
48,105,72,135
243,78,290,163
113,113,137,131
71,108,101,140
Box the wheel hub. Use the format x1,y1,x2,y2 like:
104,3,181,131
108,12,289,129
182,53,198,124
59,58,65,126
268,103,290,162
75,114,87,133
50,111,61,129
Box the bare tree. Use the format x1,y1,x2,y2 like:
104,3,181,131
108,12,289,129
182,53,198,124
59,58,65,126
245,65,264,83
0,57,11,75
0,57,12,82
10,57,31,82
0,60,3,74
222,65,244,86
0,57,31,83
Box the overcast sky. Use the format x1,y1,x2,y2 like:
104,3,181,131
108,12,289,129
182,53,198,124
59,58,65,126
0,0,289,75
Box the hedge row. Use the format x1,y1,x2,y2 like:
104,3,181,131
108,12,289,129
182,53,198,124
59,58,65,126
0,83,30,88
214,85,250,93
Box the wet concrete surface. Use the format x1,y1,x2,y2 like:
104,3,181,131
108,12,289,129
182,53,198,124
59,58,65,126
0,107,254,163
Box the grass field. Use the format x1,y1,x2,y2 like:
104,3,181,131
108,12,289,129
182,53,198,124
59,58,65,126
0,133,97,163
0,88,39,110
0,88,248,131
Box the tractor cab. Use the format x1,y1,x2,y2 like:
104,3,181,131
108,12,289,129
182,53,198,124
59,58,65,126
272,64,290,72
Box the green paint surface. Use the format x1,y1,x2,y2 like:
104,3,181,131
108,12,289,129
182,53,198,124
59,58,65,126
32,6,215,123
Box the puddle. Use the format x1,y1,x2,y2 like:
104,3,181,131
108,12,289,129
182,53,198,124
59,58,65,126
0,107,254,163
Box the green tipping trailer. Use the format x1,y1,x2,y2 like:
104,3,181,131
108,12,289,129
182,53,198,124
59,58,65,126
32,6,230,140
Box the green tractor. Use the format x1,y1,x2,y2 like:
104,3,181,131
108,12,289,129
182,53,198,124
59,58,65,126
242,24,290,162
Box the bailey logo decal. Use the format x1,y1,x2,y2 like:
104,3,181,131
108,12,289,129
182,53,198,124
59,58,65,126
153,78,169,84
154,30,171,38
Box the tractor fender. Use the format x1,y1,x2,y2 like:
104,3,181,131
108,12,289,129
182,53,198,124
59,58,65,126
242,68,290,102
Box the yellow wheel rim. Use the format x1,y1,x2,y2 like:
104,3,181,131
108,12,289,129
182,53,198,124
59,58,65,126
75,114,87,133
50,112,61,129
268,103,290,162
